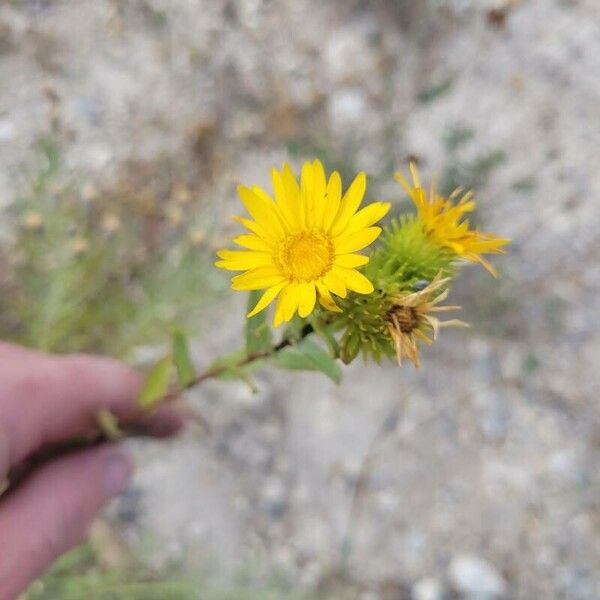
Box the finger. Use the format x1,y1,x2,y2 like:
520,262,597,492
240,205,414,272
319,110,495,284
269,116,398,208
0,343,179,471
0,445,132,600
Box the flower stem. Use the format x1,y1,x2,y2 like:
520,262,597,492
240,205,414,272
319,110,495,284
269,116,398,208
160,323,315,403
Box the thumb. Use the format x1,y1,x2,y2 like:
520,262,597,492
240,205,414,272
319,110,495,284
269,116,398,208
0,445,132,600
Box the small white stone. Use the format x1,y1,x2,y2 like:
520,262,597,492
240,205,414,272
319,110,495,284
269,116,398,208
327,88,368,128
0,119,17,141
324,27,376,84
448,554,507,599
412,577,445,600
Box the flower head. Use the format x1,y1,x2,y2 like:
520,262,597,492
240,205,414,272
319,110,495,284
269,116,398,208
395,163,510,276
216,160,390,325
387,272,467,367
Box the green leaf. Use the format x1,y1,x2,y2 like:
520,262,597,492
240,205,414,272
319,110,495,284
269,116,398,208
245,291,273,354
208,350,266,387
274,339,342,383
279,314,306,343
137,356,173,410
96,409,123,441
340,331,361,364
312,320,340,358
172,329,196,387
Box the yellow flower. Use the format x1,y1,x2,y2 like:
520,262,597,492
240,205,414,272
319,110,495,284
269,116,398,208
216,159,390,326
395,163,510,276
387,272,467,368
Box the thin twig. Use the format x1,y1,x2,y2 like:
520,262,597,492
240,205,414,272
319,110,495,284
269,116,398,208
2,325,317,497
160,323,315,403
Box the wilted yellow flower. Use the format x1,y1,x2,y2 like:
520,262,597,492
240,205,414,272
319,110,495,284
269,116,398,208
70,237,90,255
165,204,184,226
188,226,206,246
22,210,44,231
171,183,192,205
101,213,121,234
388,272,467,367
395,163,510,276
216,159,390,325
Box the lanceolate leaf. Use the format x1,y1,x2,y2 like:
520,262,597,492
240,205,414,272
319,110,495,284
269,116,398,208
245,290,273,354
97,409,124,441
137,356,173,410
274,338,342,384
312,320,340,358
172,329,196,387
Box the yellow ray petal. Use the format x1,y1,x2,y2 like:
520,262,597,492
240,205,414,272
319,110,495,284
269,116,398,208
247,282,286,317
310,159,327,227
334,226,381,254
330,171,367,236
312,159,326,201
233,234,274,252
216,249,272,270
322,171,342,231
394,171,415,198
251,185,274,204
297,282,317,318
332,266,374,294
321,270,347,298
217,249,272,268
232,266,285,290
342,202,391,235
316,282,342,312
233,215,277,243
473,255,498,277
238,186,285,236
300,161,313,227
271,167,297,230
409,161,421,187
281,162,300,203
216,259,273,272
334,253,369,268
274,282,300,326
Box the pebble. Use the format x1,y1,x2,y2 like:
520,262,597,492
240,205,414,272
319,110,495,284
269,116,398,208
261,478,287,518
412,577,445,600
327,88,368,128
448,554,508,599
0,118,16,141
324,26,376,85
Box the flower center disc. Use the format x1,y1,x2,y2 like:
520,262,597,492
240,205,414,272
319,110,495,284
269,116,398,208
392,306,420,333
279,231,334,282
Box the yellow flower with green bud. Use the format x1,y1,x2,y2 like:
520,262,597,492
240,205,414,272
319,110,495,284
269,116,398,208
214,158,509,370
130,157,511,423
337,163,509,366
395,162,511,276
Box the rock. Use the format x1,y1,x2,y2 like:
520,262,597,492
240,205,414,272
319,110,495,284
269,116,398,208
0,118,16,141
261,477,287,518
412,577,445,600
324,25,377,85
448,554,507,599
327,88,368,128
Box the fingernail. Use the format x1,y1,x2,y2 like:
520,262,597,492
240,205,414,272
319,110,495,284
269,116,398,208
103,452,133,499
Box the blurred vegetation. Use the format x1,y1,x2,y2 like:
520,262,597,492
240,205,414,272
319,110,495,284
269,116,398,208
417,75,454,104
4,139,355,599
23,544,320,600
23,544,195,600
0,136,226,358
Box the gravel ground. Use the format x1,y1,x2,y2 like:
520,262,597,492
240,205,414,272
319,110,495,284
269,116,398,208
1,0,600,598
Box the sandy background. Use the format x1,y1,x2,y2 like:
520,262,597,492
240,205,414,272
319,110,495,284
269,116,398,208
1,1,599,598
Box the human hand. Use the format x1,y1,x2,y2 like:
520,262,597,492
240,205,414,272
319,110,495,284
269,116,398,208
0,343,182,600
